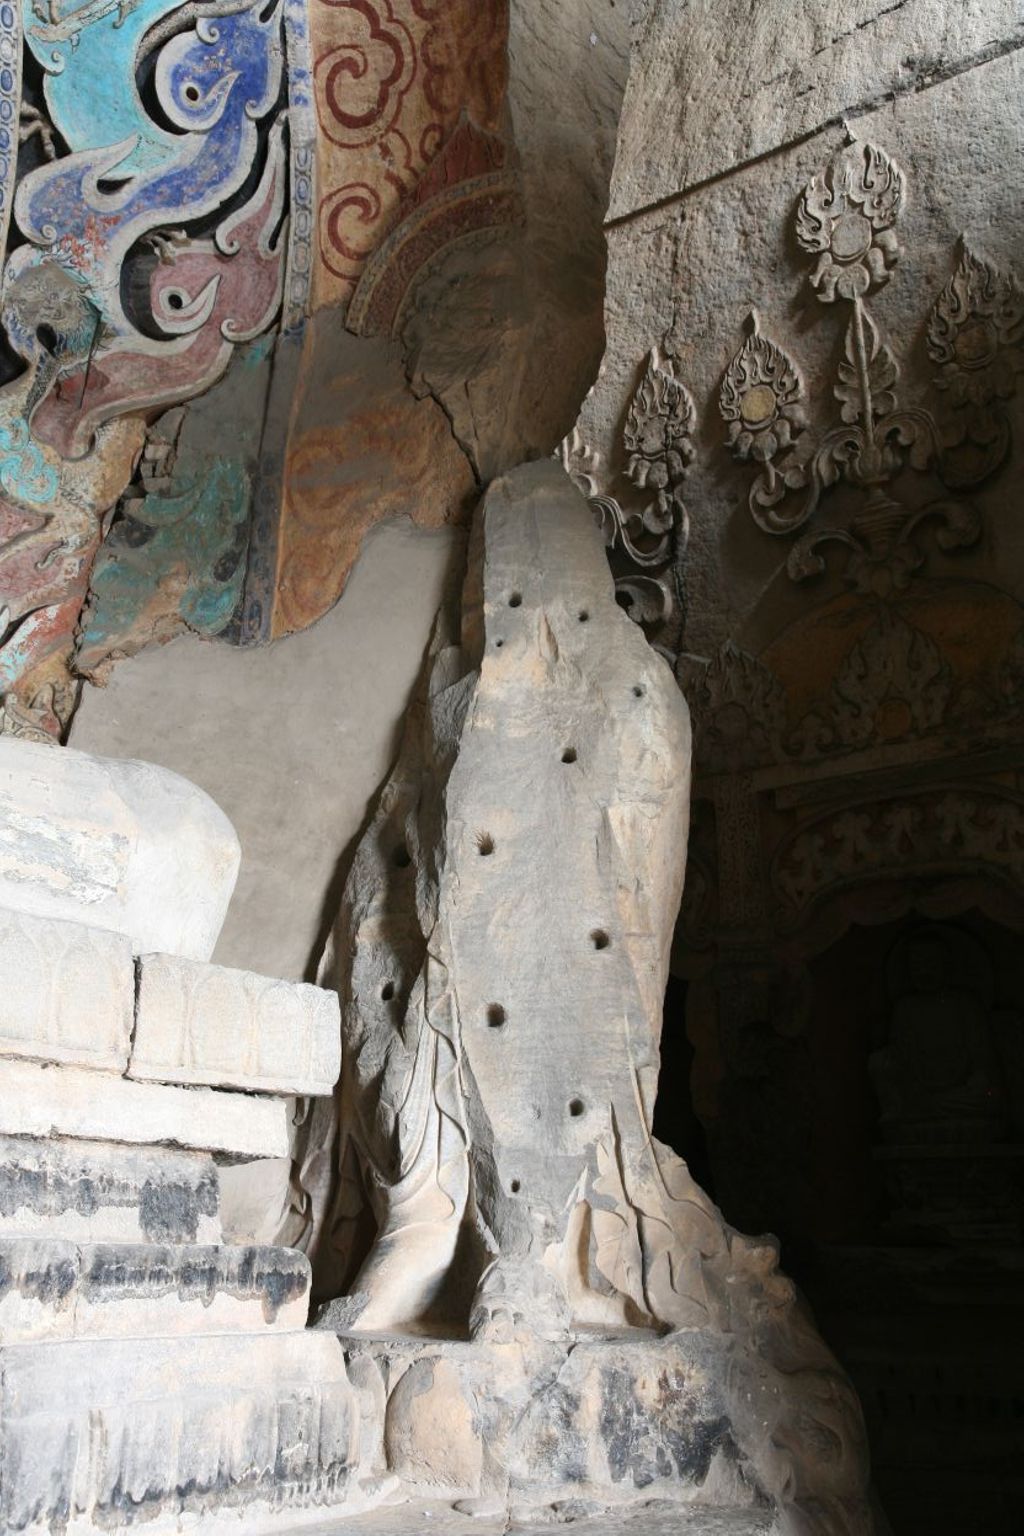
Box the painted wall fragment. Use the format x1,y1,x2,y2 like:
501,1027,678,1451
0,0,520,734
0,0,294,737
78,341,275,673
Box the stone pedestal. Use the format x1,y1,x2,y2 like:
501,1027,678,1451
0,741,367,1534
0,739,241,962
331,1330,771,1513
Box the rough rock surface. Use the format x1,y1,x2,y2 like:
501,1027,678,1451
609,0,1024,219
0,739,240,960
298,461,873,1532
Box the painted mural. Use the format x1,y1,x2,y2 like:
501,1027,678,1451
0,0,515,738
310,0,508,309
0,0,301,736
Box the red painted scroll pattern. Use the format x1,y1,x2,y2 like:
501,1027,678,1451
311,0,507,306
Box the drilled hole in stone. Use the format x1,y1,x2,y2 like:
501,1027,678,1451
393,844,412,869
569,1098,585,1118
509,592,523,608
591,930,611,951
633,685,645,698
561,747,577,764
381,982,395,1002
487,1004,506,1029
511,1179,522,1194
578,610,590,623
495,638,505,649
477,833,495,856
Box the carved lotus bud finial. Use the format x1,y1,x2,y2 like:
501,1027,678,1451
928,238,1024,407
623,347,696,495
720,312,806,464
796,140,905,302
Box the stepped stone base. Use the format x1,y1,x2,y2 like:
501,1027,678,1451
0,1331,381,1535
0,1236,310,1342
0,1135,221,1244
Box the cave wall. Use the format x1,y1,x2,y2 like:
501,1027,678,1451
569,15,1024,1523
71,519,460,981
572,0,1024,1239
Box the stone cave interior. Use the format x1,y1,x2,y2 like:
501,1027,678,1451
0,3,1020,1535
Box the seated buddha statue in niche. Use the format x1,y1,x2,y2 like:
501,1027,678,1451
871,924,1008,1144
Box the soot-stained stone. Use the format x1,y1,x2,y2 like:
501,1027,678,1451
0,1135,222,1245
598,1364,734,1489
0,1332,364,1530
0,1237,310,1342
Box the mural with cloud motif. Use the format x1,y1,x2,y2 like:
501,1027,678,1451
0,0,515,739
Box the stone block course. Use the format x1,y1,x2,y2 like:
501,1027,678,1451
0,1135,221,1245
130,952,341,1096
0,1235,309,1342
0,1058,289,1158
0,907,133,1072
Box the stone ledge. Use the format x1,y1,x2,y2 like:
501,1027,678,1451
0,1134,221,1245
0,907,133,1073
0,1235,309,1342
0,737,240,961
0,1059,289,1158
0,1330,371,1535
276,1501,784,1535
130,952,341,1096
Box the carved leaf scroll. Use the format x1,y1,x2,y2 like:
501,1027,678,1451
723,136,1016,595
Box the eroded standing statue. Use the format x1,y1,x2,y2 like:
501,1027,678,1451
295,459,873,1532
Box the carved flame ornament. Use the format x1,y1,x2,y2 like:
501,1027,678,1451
721,137,1022,594
560,347,695,658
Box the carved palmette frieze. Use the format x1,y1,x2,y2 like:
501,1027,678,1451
771,788,1024,919
0,907,134,1071
131,953,340,1097
788,609,953,758
692,608,1024,775
623,347,696,514
721,136,1020,594
718,314,809,534
795,139,905,302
